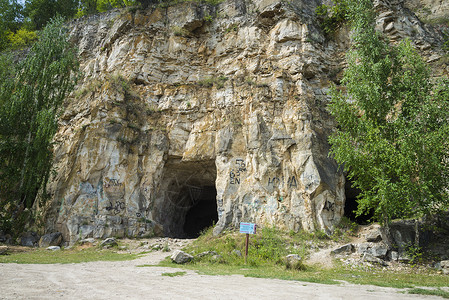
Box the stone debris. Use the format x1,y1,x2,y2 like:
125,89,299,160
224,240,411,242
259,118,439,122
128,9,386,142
365,230,382,243
0,245,8,255
46,246,61,251
100,238,118,248
79,238,96,245
440,260,449,275
39,232,63,248
211,254,223,262
362,253,388,267
171,250,193,264
331,244,353,256
196,251,218,258
20,232,40,247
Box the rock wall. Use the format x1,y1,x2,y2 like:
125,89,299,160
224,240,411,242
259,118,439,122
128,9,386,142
43,0,448,244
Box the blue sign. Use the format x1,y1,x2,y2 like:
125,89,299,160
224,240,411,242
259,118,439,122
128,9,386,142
240,222,257,234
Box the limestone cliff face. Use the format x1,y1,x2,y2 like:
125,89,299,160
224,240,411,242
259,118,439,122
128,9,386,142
44,0,448,243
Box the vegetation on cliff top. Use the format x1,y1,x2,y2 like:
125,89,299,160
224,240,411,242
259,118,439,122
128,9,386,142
328,0,449,224
0,0,224,51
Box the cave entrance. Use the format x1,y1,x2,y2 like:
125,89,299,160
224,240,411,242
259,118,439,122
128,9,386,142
344,176,372,224
154,159,218,238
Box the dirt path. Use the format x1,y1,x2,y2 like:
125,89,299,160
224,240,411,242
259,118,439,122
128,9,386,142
0,250,442,300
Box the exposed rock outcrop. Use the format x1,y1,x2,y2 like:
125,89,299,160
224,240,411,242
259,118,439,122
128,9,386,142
42,0,449,244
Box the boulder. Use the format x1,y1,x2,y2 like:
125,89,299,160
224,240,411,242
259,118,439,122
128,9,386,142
441,260,449,268
285,254,304,270
356,242,389,258
39,232,63,248
365,230,382,243
100,237,118,248
171,250,193,264
370,243,389,258
440,260,449,275
388,251,399,261
46,246,61,251
232,249,242,257
0,233,12,244
363,253,388,266
331,244,353,256
79,238,96,245
211,254,224,262
20,232,39,247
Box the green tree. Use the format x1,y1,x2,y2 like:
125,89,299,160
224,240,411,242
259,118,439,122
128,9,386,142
97,0,135,12
0,0,24,50
24,0,78,30
0,17,79,236
328,0,449,225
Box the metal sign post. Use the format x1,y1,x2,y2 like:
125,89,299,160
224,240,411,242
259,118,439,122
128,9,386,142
239,222,256,264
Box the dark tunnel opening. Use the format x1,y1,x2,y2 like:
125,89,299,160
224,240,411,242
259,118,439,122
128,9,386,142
344,176,373,224
182,186,218,238
155,160,218,239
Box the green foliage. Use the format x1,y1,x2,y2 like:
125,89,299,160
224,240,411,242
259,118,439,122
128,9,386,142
171,25,190,37
97,0,136,12
159,229,449,288
184,226,307,268
197,75,228,88
7,28,37,49
161,271,186,277
408,288,449,299
315,0,349,36
330,216,358,242
24,0,78,30
136,0,223,9
0,17,79,237
0,247,139,264
328,0,449,224
0,0,24,50
405,243,423,267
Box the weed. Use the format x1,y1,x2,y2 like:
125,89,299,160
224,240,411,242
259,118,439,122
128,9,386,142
137,217,152,224
171,26,190,37
127,6,139,14
74,79,102,98
198,77,215,87
204,14,213,22
405,243,423,267
315,0,349,37
117,136,133,145
198,75,228,88
284,257,307,271
407,288,449,298
331,216,358,242
162,242,170,252
161,271,187,277
245,76,255,86
127,123,140,131
108,118,121,125
225,24,238,33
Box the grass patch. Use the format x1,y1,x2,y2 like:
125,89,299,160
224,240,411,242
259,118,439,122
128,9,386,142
0,246,139,264
148,225,449,289
161,271,187,277
157,257,449,288
407,288,449,298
